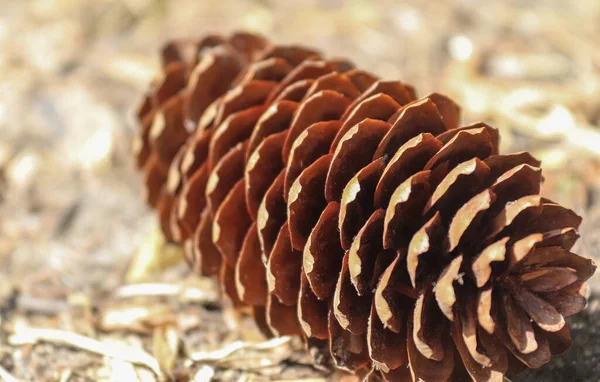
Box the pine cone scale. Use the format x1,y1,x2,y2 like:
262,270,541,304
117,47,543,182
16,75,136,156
340,158,385,252
267,221,302,305
245,129,286,220
282,90,351,165
257,171,287,258
326,119,391,203
287,153,331,251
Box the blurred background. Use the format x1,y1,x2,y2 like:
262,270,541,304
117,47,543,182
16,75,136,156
1,0,600,381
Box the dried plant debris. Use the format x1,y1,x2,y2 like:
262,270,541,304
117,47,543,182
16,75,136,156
9,328,164,379
0,364,19,382
2,1,600,381
135,30,597,381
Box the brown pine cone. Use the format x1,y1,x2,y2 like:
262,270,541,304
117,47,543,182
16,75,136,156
134,31,596,381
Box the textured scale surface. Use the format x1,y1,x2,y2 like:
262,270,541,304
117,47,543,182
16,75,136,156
134,32,596,382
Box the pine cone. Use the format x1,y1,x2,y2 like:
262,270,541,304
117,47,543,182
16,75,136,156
134,31,596,381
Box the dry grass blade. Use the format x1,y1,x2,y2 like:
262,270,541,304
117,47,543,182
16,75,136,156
114,282,218,302
498,105,600,156
99,305,169,334
189,336,292,363
8,328,164,380
152,323,180,372
191,365,215,382
108,358,143,382
126,224,186,283
0,364,19,382
115,283,184,298
58,370,72,382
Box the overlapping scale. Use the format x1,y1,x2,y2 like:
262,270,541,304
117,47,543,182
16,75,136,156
135,32,596,382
